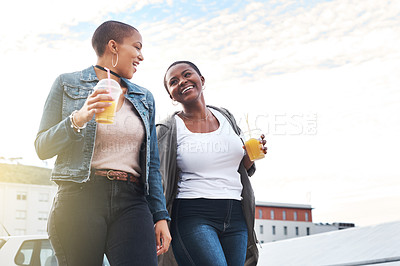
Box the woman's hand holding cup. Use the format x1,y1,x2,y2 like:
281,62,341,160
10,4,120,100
244,134,267,161
72,88,114,127
260,134,267,154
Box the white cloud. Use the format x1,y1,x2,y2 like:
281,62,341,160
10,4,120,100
0,0,169,52
140,0,400,92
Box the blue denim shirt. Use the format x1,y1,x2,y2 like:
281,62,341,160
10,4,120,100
35,66,170,222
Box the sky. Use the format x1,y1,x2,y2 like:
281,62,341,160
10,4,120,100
1,0,399,227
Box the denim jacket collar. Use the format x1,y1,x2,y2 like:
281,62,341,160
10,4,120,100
123,78,146,96
80,66,99,82
79,66,145,96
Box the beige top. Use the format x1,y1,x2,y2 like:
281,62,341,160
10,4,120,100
91,98,145,177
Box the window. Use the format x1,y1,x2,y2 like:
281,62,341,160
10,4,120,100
305,212,309,221
17,192,27,200
39,193,49,202
40,240,55,265
270,210,274,220
306,227,310,235
38,212,48,221
16,210,26,220
15,240,34,265
295,227,299,236
282,210,286,220
260,225,264,234
258,209,262,219
15,239,55,266
284,226,287,235
0,239,6,249
272,225,276,235
294,211,298,221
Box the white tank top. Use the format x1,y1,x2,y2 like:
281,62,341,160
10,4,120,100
175,108,244,200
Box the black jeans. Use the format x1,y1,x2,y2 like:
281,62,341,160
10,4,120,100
48,174,157,266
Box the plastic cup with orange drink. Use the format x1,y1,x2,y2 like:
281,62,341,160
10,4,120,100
244,138,265,161
94,79,122,124
244,114,266,161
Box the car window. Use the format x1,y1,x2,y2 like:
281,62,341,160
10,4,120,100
39,240,55,266
15,239,55,266
103,254,111,266
40,239,57,266
13,238,106,266
15,240,34,265
0,238,6,249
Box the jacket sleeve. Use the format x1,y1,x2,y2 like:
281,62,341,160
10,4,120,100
34,75,84,160
156,123,167,190
146,94,171,222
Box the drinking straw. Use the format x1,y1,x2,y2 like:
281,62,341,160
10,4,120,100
245,113,252,138
104,67,111,95
104,67,111,80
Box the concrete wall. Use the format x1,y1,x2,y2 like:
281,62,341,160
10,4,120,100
255,219,314,243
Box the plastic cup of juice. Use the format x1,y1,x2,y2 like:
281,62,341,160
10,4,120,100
94,79,122,124
244,138,265,161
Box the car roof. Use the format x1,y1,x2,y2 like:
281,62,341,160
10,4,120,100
0,235,48,241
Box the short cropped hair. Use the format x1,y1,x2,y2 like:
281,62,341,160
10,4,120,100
92,20,138,57
163,61,203,91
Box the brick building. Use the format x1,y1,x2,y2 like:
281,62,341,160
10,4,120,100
255,201,314,243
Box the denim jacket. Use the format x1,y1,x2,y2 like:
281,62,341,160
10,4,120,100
35,66,170,222
156,106,259,266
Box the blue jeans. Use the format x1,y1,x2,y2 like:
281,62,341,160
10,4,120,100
171,199,248,266
48,173,158,266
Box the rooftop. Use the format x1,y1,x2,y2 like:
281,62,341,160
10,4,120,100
0,163,53,186
256,201,312,209
258,220,400,265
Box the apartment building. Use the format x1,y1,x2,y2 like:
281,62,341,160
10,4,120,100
255,201,314,243
0,182,57,235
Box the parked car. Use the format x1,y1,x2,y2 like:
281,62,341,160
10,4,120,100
0,235,110,266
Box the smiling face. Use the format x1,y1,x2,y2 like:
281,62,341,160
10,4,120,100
165,63,205,104
114,30,143,79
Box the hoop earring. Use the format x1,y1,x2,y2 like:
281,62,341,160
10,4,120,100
172,99,178,106
112,53,119,68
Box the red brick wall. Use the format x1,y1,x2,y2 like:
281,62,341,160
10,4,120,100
255,206,312,222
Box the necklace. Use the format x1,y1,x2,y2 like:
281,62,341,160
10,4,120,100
95,65,121,78
180,108,211,121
